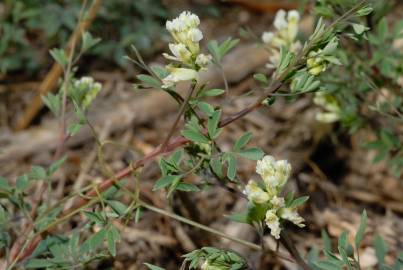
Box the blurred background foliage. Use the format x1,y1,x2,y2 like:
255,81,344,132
0,0,170,75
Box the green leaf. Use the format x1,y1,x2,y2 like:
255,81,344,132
226,212,249,224
81,228,107,253
42,92,61,116
81,31,101,52
352,23,368,35
144,263,165,270
322,230,332,254
377,18,388,42
25,258,53,268
288,196,309,208
338,247,352,270
207,110,221,139
226,153,237,180
175,183,200,192
135,207,143,223
247,203,268,222
107,228,117,257
137,74,161,88
16,174,29,192
380,130,399,148
49,48,68,67
219,38,239,58
48,156,67,176
233,132,252,151
324,56,342,65
200,88,225,97
314,260,342,270
237,148,264,160
253,73,268,85
322,37,339,55
68,123,82,136
355,210,367,249
0,176,11,192
29,166,47,180
170,149,183,166
210,157,223,178
356,6,373,16
374,234,387,267
153,175,180,191
106,200,128,216
83,211,106,225
151,66,169,79
69,231,80,258
338,231,349,251
181,130,209,144
207,40,220,62
198,102,215,117
307,248,319,267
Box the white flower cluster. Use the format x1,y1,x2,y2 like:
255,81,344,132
162,11,212,88
243,155,305,239
313,92,341,123
261,9,301,68
73,76,102,109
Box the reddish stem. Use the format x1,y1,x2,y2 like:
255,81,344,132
7,80,283,266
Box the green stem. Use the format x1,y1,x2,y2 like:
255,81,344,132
160,83,197,151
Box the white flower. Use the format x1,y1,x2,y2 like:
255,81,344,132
166,11,200,33
243,180,270,204
195,53,212,67
162,67,199,88
262,9,300,69
313,92,339,112
287,10,300,42
273,9,287,30
74,76,102,109
178,11,200,29
316,112,340,123
313,92,341,123
164,43,192,64
280,207,305,228
256,155,291,190
75,76,93,88
262,32,274,44
163,10,210,79
187,28,203,42
270,196,285,209
287,10,300,22
265,210,281,239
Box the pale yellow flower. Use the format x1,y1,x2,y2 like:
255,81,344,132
265,210,281,239
280,207,305,228
307,49,327,76
261,9,301,69
195,53,212,68
163,43,193,64
313,92,341,123
256,155,291,190
162,67,199,88
243,180,270,204
270,196,285,210
163,11,211,87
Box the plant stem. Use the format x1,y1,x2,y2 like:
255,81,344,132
161,84,197,151
280,231,311,270
7,3,367,265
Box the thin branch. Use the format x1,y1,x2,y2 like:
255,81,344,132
160,84,197,151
